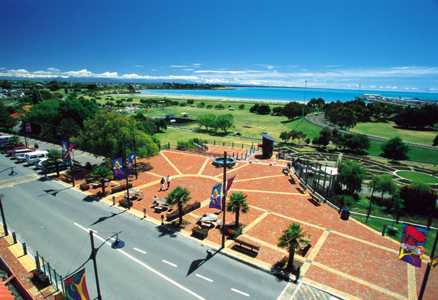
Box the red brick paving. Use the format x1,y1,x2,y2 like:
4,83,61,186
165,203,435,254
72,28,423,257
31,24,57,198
245,214,324,256
314,234,408,296
416,263,438,300
141,154,179,177
305,265,400,300
233,175,300,193
231,163,284,180
162,151,207,174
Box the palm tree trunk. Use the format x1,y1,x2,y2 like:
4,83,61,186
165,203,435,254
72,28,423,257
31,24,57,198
287,248,295,271
101,179,105,195
235,208,240,228
178,201,183,226
366,187,374,223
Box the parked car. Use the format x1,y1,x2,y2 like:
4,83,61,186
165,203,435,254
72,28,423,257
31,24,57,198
5,144,26,156
13,149,33,161
35,158,48,169
25,150,48,165
40,160,69,174
0,135,14,147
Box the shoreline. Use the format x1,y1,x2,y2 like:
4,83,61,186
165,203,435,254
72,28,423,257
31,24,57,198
135,92,307,104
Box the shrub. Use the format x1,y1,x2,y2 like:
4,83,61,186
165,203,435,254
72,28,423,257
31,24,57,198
215,103,225,110
238,104,245,110
400,183,436,215
187,99,194,105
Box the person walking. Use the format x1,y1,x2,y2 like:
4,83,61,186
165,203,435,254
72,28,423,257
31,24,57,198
160,177,166,191
166,175,171,190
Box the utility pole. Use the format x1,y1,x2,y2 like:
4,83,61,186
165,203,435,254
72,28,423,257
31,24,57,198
418,230,438,300
221,151,228,249
89,231,102,300
0,194,8,236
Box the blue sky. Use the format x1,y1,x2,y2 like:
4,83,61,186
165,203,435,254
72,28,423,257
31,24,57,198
1,0,438,91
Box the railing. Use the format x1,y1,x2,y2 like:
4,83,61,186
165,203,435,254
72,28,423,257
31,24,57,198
0,255,35,300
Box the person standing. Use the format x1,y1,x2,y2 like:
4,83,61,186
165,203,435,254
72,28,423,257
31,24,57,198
166,175,171,190
160,177,165,191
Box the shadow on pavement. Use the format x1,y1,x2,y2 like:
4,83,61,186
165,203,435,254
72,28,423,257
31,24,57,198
186,248,220,276
89,210,127,226
43,186,72,196
156,224,180,238
82,195,100,202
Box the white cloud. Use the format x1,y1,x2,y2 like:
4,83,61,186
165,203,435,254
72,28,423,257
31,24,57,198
0,65,437,91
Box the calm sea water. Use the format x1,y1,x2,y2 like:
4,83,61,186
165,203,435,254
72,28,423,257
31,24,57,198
141,87,438,103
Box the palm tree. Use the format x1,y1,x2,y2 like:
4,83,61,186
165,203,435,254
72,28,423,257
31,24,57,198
367,176,379,223
278,223,309,271
166,186,191,226
226,192,249,228
90,165,113,196
47,149,62,177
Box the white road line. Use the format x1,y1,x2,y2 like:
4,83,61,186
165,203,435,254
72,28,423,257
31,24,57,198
231,288,250,297
73,222,97,233
289,280,303,300
195,273,213,283
73,221,205,300
133,248,147,255
162,259,178,268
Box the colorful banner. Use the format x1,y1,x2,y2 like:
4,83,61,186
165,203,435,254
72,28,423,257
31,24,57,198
63,268,90,300
112,157,125,180
399,225,428,268
127,152,136,168
61,140,71,162
226,176,236,192
209,183,222,209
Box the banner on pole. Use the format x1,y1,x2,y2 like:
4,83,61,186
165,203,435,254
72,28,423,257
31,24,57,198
127,152,136,168
112,157,125,180
209,183,222,209
25,122,32,134
61,140,71,163
226,176,236,192
399,225,428,268
63,268,91,300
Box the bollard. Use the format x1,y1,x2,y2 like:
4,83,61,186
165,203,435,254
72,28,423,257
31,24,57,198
112,196,116,206
12,232,17,244
35,252,41,270
22,242,27,255
47,262,53,283
381,225,387,236
143,208,147,219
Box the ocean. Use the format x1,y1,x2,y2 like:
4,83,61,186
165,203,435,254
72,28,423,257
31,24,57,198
141,86,438,103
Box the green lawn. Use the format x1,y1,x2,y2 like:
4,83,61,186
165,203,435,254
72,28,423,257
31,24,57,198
395,170,438,184
352,121,437,146
368,140,438,165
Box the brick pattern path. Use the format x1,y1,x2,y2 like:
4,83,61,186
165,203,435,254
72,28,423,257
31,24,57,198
99,150,438,300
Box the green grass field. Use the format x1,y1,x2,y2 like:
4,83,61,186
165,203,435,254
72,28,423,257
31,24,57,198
352,121,437,146
395,171,438,184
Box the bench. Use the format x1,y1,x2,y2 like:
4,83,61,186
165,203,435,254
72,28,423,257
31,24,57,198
233,238,260,256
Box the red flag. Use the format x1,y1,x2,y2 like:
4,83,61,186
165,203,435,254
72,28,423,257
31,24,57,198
226,176,236,192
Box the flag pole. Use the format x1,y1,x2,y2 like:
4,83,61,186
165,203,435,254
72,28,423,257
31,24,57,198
221,151,227,249
418,229,438,300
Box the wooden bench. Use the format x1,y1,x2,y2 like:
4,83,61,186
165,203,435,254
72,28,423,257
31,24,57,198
233,238,260,256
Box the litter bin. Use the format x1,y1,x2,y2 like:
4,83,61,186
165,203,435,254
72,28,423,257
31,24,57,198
340,207,350,220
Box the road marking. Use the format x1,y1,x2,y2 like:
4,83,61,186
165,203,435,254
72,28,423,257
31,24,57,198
73,221,205,300
133,248,147,255
289,280,303,299
162,259,178,268
73,222,97,233
231,288,250,297
195,273,213,283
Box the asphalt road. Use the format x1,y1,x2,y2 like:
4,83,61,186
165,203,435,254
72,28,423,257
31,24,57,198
0,154,288,300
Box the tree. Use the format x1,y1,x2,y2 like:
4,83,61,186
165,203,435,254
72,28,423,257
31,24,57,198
344,134,370,154
366,176,379,222
278,223,309,271
74,111,159,158
47,149,62,177
90,165,113,196
381,137,408,160
289,130,306,144
0,102,17,131
215,114,234,134
400,183,436,216
227,192,249,228
433,134,438,146
279,131,290,143
257,104,271,115
337,160,365,195
238,104,245,110
282,102,306,119
197,113,216,132
373,174,398,211
165,186,191,226
313,127,331,147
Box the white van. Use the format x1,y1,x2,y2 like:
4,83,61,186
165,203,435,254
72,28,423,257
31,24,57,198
13,148,32,160
0,135,14,146
25,150,48,165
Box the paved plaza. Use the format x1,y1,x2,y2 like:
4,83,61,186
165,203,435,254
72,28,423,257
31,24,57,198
81,150,437,300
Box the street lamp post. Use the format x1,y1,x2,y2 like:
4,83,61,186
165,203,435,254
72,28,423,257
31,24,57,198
221,151,227,249
89,231,102,300
418,230,438,300
0,194,8,236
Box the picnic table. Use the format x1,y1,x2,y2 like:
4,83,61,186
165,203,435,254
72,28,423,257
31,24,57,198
124,188,143,201
152,197,169,212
